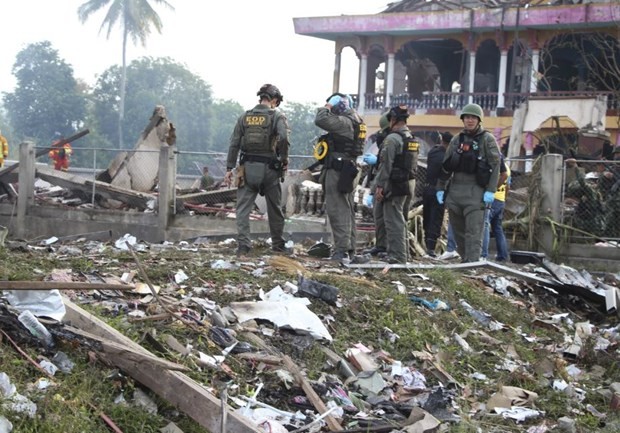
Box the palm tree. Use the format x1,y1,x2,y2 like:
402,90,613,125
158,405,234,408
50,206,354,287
77,0,174,148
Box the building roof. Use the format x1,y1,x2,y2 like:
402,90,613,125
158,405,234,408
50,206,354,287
293,1,620,41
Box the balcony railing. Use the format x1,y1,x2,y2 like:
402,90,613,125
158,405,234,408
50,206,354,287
359,91,619,115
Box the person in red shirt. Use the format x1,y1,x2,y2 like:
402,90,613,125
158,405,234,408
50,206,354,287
48,135,72,171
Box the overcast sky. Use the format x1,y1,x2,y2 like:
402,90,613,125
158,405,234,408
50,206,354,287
1,0,388,108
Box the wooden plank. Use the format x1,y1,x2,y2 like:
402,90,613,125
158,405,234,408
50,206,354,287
282,354,343,432
63,325,189,372
62,297,262,433
0,281,133,291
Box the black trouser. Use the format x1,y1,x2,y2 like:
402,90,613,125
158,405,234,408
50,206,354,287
422,185,445,254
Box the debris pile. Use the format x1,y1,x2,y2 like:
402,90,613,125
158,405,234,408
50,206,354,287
0,234,619,432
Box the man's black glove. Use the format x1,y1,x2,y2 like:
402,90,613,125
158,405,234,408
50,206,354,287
58,149,66,158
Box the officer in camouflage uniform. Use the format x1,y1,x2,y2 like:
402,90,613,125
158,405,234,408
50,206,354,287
314,93,364,261
225,84,290,256
565,172,605,236
436,104,501,262
371,105,419,263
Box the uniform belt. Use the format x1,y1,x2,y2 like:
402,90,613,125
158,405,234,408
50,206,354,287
243,154,273,164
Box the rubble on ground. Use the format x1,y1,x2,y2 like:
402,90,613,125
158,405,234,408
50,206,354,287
0,234,619,432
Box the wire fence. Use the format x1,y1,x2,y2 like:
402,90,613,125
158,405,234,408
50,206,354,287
15,145,620,248
561,159,620,243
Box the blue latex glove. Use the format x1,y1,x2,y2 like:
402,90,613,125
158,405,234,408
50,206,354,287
483,191,494,205
436,190,444,205
327,94,342,106
364,194,374,208
363,153,377,166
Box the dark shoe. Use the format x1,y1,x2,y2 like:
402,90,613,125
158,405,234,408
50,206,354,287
364,246,387,256
381,256,405,264
329,251,349,262
272,245,292,255
236,245,252,257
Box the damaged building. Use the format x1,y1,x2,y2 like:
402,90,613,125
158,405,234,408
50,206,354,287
293,0,620,159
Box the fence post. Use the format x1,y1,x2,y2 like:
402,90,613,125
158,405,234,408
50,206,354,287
16,141,36,239
157,145,177,241
538,153,563,254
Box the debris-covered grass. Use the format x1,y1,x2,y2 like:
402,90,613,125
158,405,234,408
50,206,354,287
1,242,620,432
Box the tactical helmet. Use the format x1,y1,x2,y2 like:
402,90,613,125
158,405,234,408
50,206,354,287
460,103,484,121
386,105,410,122
257,84,283,107
379,113,390,130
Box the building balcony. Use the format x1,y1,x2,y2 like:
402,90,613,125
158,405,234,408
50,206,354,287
358,91,620,117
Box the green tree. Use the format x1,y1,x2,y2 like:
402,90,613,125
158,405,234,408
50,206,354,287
91,57,213,172
2,41,86,146
78,0,174,149
211,99,244,153
280,101,322,168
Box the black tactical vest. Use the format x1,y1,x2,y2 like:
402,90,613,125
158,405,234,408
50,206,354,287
241,109,276,154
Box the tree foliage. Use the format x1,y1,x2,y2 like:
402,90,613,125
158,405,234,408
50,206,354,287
78,0,174,148
2,41,87,145
280,101,322,165
210,99,244,153
91,56,214,172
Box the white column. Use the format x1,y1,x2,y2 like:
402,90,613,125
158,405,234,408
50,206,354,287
530,49,540,93
357,53,368,115
332,51,341,94
468,51,476,104
497,50,508,109
386,52,395,108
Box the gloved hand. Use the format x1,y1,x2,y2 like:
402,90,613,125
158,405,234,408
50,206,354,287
436,190,444,205
483,191,494,205
364,194,374,208
327,94,342,107
363,153,377,166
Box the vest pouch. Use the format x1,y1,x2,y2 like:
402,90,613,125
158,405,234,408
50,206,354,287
475,158,492,188
337,160,358,193
390,181,411,197
443,152,461,173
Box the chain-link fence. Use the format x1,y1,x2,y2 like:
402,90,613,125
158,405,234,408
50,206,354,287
561,159,620,243
32,146,160,211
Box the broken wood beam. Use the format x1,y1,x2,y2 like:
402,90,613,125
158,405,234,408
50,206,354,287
62,297,262,433
0,281,133,291
282,354,343,432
